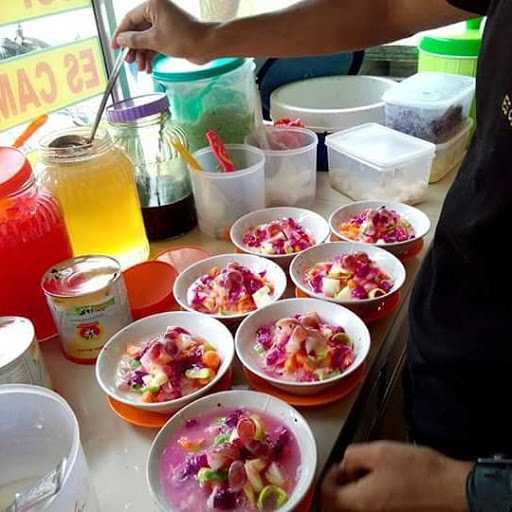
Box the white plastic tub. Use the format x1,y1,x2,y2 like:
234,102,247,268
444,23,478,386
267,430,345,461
326,123,435,205
0,385,98,511
189,144,266,239
430,119,473,183
383,72,475,143
245,126,318,207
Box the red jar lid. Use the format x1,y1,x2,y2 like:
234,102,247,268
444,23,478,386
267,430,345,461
0,147,32,196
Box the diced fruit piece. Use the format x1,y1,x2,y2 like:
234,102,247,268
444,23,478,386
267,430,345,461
322,277,341,297
148,371,169,390
264,462,285,487
214,433,230,445
237,417,257,444
207,447,228,471
331,332,352,347
228,460,247,492
210,488,236,510
284,356,297,373
369,288,386,298
253,286,273,309
245,459,266,493
126,345,140,356
244,482,256,506
141,391,156,403
203,350,221,371
335,286,352,301
257,485,288,511
185,367,213,380
178,436,204,453
250,415,265,441
197,467,228,484
129,359,142,370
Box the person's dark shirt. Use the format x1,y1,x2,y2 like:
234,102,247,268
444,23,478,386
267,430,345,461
408,0,512,459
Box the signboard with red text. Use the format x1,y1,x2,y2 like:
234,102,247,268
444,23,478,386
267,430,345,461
0,37,107,131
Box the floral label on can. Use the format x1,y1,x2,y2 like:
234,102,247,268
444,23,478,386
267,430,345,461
50,286,131,363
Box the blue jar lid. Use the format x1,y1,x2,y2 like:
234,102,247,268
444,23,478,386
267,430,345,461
152,56,245,83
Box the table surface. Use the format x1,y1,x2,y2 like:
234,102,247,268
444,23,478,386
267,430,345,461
40,172,456,511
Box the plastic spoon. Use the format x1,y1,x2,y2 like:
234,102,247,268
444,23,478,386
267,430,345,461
206,130,236,172
13,114,48,148
170,138,204,172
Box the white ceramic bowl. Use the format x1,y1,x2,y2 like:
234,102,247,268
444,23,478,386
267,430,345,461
329,201,431,258
147,390,317,512
173,253,288,322
230,207,331,267
236,298,370,395
290,242,406,306
95,311,234,413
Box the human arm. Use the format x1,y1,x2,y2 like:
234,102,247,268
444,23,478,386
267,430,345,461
113,0,476,70
321,441,473,511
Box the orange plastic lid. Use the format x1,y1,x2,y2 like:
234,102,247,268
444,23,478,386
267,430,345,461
107,369,233,428
155,246,211,274
0,147,32,196
123,260,177,320
243,365,366,407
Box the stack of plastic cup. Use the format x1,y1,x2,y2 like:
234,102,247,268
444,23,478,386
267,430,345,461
188,144,266,239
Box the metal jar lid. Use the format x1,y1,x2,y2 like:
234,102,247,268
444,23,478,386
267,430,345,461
42,255,122,298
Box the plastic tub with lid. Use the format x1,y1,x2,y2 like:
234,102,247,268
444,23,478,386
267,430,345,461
0,384,98,511
326,123,435,205
383,72,475,143
270,75,396,170
152,57,257,152
418,19,482,77
431,118,473,183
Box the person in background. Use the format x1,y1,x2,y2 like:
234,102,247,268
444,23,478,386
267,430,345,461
114,0,512,509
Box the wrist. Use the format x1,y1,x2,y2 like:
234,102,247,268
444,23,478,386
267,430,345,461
439,456,473,512
187,21,222,63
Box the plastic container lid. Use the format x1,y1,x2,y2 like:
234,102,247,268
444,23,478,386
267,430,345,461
382,72,476,110
325,123,435,169
106,93,169,124
419,35,481,58
123,261,177,320
0,147,32,197
152,56,245,83
270,76,395,132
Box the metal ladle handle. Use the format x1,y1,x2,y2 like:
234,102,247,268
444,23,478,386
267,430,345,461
87,47,130,145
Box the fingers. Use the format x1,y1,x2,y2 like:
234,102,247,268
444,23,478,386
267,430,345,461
112,3,150,48
116,29,154,51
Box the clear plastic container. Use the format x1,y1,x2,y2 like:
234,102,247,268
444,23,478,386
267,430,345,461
0,384,98,511
326,123,435,205
153,58,257,152
188,144,266,239
431,118,473,183
38,128,149,269
245,126,318,207
383,72,475,143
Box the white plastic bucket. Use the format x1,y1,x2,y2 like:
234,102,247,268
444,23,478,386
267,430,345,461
0,385,98,511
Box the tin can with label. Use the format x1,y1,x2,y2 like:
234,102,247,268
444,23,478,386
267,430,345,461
0,316,52,387
42,255,132,364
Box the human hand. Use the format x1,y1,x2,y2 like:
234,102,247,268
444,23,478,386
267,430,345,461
112,0,210,72
321,441,472,512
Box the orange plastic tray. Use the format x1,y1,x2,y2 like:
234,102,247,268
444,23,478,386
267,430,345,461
243,365,366,407
107,369,232,428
